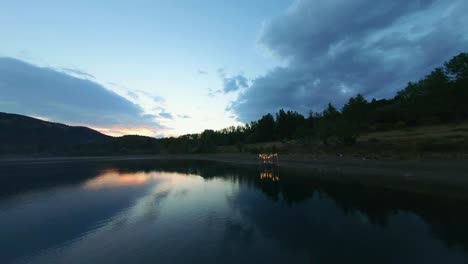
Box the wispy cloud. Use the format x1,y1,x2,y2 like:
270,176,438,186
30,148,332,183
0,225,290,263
135,90,165,103
61,67,95,79
159,111,174,119
207,88,222,97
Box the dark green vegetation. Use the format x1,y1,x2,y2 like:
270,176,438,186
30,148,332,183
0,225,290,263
158,52,468,156
1,53,467,157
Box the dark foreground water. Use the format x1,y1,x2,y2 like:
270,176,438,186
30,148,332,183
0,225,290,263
1,159,468,264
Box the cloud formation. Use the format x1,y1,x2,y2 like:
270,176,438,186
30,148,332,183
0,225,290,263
218,69,249,93
0,57,165,135
230,0,468,122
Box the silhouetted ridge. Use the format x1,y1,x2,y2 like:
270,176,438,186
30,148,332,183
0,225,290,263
0,112,111,154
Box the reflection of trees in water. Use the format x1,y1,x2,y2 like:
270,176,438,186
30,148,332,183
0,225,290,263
3,159,468,253
176,161,468,253
306,180,468,252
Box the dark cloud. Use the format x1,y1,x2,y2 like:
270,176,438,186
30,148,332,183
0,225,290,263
0,57,165,130
223,76,248,93
230,0,468,122
218,69,249,93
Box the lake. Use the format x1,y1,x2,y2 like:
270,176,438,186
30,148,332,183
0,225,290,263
1,159,468,263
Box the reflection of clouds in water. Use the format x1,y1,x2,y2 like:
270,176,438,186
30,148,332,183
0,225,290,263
106,190,171,230
172,189,189,199
83,170,200,226
83,171,153,189
9,163,468,264
22,170,210,264
83,170,194,190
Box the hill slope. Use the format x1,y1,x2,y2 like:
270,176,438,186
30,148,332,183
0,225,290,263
0,112,112,154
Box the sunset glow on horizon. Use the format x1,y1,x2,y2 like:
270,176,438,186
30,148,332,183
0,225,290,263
1,0,467,137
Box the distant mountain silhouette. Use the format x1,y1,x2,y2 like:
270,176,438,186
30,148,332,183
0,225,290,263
0,112,164,156
0,112,112,155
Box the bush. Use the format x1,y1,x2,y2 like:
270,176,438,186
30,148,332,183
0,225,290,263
394,121,407,129
336,119,359,146
417,117,441,126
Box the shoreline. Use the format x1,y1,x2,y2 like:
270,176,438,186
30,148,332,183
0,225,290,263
1,154,468,199
1,153,467,174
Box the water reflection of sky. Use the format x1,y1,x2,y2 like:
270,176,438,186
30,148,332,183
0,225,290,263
0,161,467,264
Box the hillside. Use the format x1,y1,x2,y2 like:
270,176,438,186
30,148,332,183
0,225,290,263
0,112,112,155
217,122,468,160
0,112,165,156
1,111,467,159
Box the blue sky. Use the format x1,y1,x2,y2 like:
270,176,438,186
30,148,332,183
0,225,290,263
1,0,467,137
0,0,290,136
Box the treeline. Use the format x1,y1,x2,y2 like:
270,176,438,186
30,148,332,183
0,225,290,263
154,52,467,153
61,52,467,155
3,53,465,156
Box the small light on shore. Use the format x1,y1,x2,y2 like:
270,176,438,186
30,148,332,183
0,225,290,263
258,153,279,166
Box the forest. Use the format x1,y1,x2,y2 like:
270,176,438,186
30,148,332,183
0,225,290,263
150,52,468,154
4,52,466,156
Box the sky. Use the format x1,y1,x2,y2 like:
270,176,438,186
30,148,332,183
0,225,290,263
1,0,467,137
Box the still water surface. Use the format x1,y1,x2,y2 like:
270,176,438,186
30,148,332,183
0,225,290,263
1,159,468,263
